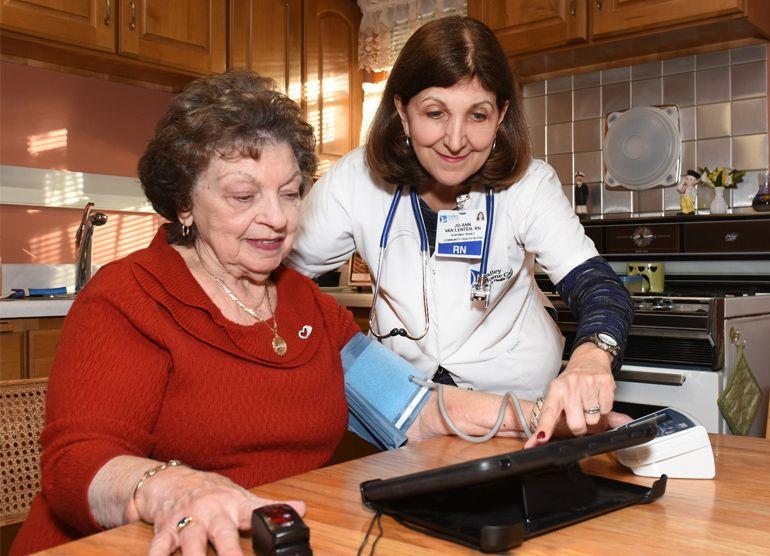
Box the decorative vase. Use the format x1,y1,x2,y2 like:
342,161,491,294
752,170,770,212
710,187,728,214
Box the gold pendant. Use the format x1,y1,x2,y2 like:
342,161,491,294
272,335,288,356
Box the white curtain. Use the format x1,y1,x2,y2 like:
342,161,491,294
357,0,467,72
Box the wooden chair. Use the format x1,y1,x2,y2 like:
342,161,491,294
0,378,48,528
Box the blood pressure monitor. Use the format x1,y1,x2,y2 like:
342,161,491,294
614,407,715,479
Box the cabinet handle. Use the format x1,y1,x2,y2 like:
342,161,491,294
104,0,111,26
595,0,603,9
129,0,137,30
570,0,577,16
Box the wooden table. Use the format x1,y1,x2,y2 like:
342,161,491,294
39,435,770,555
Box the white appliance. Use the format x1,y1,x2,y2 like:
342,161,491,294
548,278,770,437
614,294,770,436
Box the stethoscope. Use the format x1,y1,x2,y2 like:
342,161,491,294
368,184,496,340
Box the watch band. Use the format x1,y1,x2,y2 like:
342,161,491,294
585,332,619,361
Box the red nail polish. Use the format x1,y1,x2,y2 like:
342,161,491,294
537,431,545,440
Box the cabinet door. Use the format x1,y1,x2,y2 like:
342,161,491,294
591,0,745,39
604,223,680,254
119,0,226,75
0,0,115,52
304,0,363,175
27,325,63,378
0,321,25,381
683,220,770,254
468,0,587,56
229,0,302,102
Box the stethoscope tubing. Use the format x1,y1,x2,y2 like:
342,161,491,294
369,185,430,340
368,185,495,341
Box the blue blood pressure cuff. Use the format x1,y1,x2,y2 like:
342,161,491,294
341,333,432,450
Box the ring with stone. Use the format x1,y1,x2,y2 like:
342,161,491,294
176,516,194,530
583,405,601,415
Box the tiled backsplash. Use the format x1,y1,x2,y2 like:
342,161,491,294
522,43,768,216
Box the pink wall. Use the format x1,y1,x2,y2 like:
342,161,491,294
1,61,173,264
0,61,172,176
0,205,163,265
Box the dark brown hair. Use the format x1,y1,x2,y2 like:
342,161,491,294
138,71,317,245
365,16,531,191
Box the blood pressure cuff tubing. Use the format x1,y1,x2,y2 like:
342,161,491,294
341,333,432,450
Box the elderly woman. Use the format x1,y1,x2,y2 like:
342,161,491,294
11,72,553,556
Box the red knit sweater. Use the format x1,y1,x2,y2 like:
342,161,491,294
11,228,358,555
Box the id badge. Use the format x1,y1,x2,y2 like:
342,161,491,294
435,208,486,258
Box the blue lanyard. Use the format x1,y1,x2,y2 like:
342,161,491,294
480,188,495,276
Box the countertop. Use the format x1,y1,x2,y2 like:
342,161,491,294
0,288,372,319
0,298,74,319
37,434,770,555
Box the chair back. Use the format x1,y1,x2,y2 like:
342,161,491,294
0,378,48,526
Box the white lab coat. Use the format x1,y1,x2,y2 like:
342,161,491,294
286,148,598,398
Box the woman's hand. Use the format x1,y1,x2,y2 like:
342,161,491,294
524,342,619,448
130,465,305,556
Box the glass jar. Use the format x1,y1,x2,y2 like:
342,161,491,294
752,170,770,212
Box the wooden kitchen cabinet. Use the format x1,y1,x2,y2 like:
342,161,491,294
0,321,25,381
227,0,363,173
0,318,64,381
684,220,770,254
118,0,226,75
0,0,115,52
1,0,226,88
604,223,680,255
228,0,302,101
583,214,770,260
304,0,363,174
590,0,747,39
469,0,770,79
468,0,588,55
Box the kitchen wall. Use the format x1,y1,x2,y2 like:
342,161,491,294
0,61,172,270
522,43,769,216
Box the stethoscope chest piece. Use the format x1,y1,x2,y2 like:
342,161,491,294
471,273,491,308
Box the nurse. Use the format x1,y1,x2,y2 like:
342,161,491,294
287,17,634,447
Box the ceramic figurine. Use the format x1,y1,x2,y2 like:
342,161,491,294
574,171,588,218
676,169,700,215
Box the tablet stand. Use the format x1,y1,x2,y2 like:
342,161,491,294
362,463,667,553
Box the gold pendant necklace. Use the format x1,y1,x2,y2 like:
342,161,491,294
213,276,287,357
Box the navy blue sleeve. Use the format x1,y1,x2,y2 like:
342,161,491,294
555,256,634,374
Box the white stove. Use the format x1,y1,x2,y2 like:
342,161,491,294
547,276,770,437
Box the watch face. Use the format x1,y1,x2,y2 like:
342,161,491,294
597,332,618,347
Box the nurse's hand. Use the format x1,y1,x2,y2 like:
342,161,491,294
523,342,620,448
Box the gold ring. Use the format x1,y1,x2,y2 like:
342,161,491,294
584,405,601,415
176,516,194,530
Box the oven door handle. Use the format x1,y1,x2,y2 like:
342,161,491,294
629,327,716,347
557,324,715,345
616,370,686,386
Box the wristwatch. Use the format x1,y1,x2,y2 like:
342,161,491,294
585,332,620,362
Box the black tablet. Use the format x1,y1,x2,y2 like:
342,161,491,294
361,418,659,503
359,419,667,552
